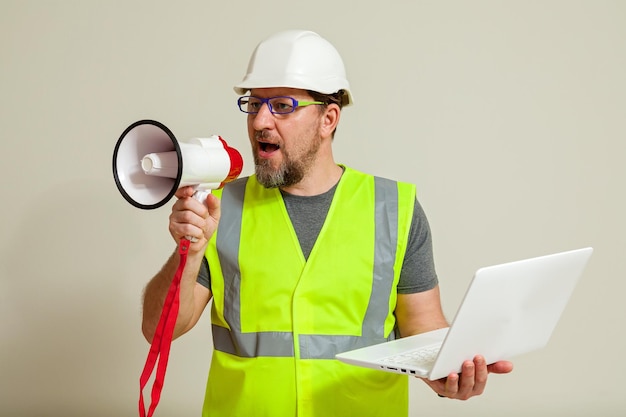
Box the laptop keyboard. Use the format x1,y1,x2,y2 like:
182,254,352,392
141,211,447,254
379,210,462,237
380,344,441,368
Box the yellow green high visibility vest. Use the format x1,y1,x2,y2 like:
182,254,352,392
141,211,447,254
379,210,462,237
203,166,416,417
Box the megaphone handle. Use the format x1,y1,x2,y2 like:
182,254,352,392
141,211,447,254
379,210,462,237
193,188,211,204
186,189,212,243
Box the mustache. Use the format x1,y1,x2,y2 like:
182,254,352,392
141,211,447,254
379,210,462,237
254,130,272,141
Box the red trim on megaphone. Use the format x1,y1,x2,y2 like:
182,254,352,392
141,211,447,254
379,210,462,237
218,137,244,188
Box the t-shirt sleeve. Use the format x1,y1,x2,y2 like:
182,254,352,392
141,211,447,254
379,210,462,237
397,198,439,294
197,256,211,289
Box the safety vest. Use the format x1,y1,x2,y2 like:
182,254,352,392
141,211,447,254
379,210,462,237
203,166,416,417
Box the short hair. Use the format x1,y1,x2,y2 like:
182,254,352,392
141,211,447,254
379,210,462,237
306,89,346,138
307,89,347,110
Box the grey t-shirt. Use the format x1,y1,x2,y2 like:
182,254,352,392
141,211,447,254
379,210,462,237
197,183,438,294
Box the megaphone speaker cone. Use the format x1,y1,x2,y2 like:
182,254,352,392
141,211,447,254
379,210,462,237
112,120,182,210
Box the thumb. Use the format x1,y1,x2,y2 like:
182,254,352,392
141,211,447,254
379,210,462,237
205,192,221,222
487,361,514,374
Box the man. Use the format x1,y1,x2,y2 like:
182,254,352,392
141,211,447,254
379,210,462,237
142,30,513,416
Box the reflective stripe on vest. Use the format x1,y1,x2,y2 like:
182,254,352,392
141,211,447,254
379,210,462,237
212,175,399,359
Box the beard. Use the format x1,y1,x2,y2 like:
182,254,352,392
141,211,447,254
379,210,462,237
254,130,321,189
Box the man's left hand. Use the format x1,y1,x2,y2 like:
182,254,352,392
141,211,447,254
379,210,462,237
421,356,514,400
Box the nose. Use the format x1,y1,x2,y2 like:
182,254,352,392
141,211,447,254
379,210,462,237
250,102,275,131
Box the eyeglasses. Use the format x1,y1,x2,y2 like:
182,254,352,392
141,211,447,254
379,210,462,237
237,96,324,115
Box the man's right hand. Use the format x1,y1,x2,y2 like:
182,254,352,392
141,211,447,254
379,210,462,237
169,186,221,252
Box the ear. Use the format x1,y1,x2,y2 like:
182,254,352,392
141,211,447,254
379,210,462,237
320,104,341,139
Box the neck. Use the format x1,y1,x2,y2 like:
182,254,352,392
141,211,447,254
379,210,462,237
280,162,343,196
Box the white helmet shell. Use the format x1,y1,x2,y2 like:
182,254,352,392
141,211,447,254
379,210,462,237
234,30,353,106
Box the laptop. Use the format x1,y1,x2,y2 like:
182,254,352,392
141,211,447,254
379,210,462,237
335,247,593,380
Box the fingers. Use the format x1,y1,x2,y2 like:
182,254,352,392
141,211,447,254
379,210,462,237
169,202,205,240
439,373,459,398
438,362,474,399
433,355,491,400
425,356,513,400
459,356,487,398
175,185,196,199
169,187,219,245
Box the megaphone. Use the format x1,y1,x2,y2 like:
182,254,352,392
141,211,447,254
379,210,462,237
113,120,244,417
112,119,244,210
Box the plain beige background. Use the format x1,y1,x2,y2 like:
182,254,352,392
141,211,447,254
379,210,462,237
1,1,624,416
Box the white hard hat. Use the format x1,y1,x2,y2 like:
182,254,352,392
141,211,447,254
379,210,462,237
234,30,353,106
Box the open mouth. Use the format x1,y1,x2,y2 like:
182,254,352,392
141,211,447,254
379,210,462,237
259,141,280,153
